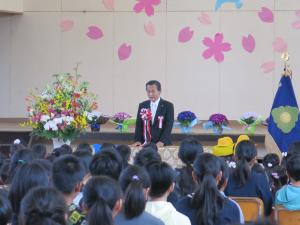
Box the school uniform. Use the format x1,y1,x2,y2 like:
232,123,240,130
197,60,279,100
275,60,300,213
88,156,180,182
225,170,273,215
175,194,241,225
115,211,165,225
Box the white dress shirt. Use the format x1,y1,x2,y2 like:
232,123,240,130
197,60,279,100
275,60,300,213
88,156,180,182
150,97,160,123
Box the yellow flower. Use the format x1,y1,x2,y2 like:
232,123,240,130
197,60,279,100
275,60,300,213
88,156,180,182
75,115,88,129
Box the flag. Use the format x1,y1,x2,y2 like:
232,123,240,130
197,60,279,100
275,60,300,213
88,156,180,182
267,75,300,153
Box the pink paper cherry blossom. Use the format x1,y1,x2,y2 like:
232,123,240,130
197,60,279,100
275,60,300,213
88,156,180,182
202,33,231,63
133,0,161,17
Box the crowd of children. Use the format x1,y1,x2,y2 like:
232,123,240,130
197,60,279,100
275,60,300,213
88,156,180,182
0,135,299,225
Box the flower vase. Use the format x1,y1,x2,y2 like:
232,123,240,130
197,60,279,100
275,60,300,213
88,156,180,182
213,126,223,135
90,123,101,132
180,126,192,133
245,125,256,136
52,138,71,149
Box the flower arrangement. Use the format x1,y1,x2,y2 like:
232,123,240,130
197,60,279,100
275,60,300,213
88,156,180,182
239,112,263,135
87,111,110,132
111,112,136,132
174,111,198,133
203,113,230,134
22,67,97,142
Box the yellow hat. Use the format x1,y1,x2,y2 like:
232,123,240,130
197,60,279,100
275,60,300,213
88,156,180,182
234,135,250,152
212,137,234,157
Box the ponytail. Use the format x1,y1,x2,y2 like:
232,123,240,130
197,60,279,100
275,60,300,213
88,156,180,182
192,174,223,225
124,180,145,219
119,165,151,219
233,140,257,186
83,176,122,225
233,158,251,186
192,153,224,225
177,163,196,195
88,197,113,225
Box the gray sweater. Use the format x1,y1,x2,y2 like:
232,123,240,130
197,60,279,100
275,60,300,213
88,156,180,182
115,211,165,225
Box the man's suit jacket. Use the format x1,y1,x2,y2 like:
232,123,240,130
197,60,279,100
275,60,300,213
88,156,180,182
134,98,174,145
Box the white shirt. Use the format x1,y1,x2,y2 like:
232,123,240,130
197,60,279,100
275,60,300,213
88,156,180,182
146,201,191,225
150,97,160,123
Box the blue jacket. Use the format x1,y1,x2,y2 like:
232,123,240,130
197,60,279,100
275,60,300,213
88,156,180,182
225,171,273,215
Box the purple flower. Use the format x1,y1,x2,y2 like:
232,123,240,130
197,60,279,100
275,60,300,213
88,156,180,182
112,112,131,123
209,113,228,126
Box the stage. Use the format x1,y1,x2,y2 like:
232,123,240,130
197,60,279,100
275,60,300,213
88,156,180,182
0,118,268,161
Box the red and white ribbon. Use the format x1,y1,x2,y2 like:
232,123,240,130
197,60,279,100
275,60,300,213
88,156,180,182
140,108,152,145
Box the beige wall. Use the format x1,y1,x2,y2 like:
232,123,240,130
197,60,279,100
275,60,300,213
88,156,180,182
0,0,299,119
0,0,23,13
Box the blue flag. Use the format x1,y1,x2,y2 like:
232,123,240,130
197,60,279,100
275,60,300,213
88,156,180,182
268,75,300,152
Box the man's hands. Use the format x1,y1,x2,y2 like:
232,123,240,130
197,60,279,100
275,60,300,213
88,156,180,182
132,141,164,148
156,141,165,148
132,141,142,147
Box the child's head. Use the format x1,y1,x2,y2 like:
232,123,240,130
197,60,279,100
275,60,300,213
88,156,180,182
176,137,203,196
146,161,175,199
192,153,224,225
281,141,300,168
9,149,37,182
89,149,123,180
133,148,161,167
119,165,151,219
268,165,288,195
9,162,49,216
262,153,280,170
0,190,12,225
233,140,257,186
178,137,203,166
141,142,158,151
52,155,85,197
101,143,116,150
213,137,234,162
31,144,47,159
83,176,122,225
76,142,93,154
286,154,300,183
116,145,131,167
52,146,72,158
73,150,93,175
19,187,67,225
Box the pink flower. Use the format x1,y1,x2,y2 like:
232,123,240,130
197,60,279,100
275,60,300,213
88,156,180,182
133,0,161,17
202,33,231,63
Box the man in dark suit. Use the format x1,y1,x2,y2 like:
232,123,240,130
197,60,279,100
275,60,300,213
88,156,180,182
133,80,174,148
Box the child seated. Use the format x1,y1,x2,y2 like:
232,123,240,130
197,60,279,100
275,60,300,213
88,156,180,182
275,154,300,210
224,140,273,215
145,161,191,225
175,153,241,225
263,153,288,197
115,165,164,225
83,176,122,225
176,137,203,196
